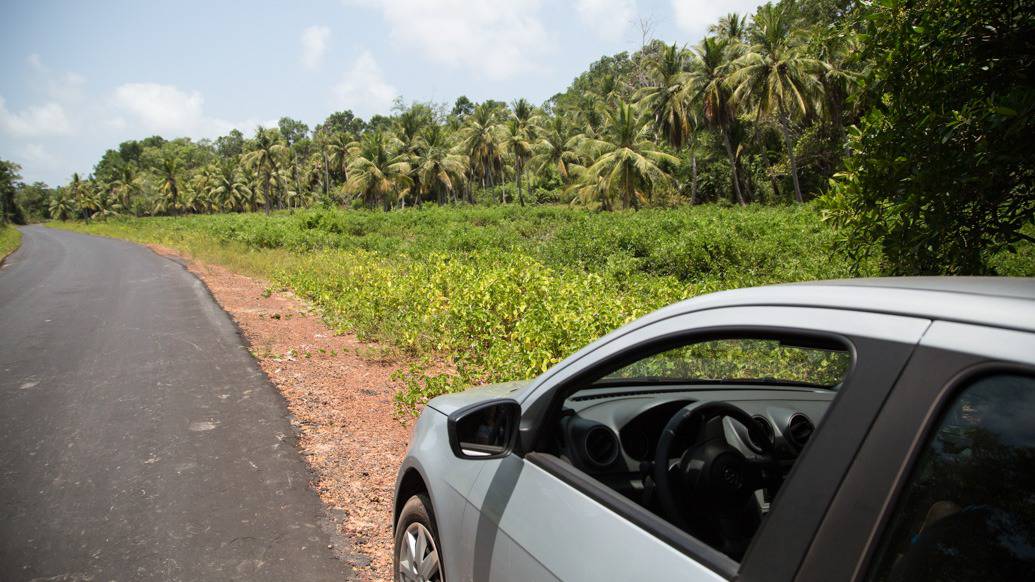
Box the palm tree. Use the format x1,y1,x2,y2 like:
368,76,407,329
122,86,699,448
687,36,747,205
729,3,824,202
345,131,412,211
49,191,76,221
637,43,694,150
457,103,505,200
66,173,88,219
530,116,579,185
415,125,467,205
503,118,533,205
637,43,708,202
709,13,747,42
206,161,252,212
77,180,102,220
242,127,288,215
576,100,678,210
325,132,352,186
109,164,139,216
156,155,183,214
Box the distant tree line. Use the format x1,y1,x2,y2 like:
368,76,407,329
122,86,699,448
4,0,1032,275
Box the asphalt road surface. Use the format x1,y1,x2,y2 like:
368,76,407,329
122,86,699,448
0,226,353,581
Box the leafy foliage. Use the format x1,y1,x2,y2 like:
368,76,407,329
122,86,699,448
56,204,876,413
825,0,1035,274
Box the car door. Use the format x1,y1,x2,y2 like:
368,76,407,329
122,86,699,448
791,321,1035,581
459,306,930,582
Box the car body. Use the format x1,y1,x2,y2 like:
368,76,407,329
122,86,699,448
392,278,1035,582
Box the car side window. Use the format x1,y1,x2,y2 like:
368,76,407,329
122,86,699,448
867,372,1035,582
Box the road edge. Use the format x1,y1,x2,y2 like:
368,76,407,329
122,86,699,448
142,243,367,575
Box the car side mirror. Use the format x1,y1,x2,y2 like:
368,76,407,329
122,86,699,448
447,398,521,460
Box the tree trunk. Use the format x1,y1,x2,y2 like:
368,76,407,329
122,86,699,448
262,173,271,215
321,148,330,197
690,151,698,205
722,132,746,206
780,119,804,203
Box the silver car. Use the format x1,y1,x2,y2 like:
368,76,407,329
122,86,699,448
392,278,1035,582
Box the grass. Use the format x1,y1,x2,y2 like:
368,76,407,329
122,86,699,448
0,224,21,262
50,204,1029,413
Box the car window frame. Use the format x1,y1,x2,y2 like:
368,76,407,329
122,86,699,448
794,321,1035,582
514,305,930,581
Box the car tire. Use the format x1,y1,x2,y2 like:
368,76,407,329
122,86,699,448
394,493,444,582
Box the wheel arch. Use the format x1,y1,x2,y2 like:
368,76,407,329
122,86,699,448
394,459,431,530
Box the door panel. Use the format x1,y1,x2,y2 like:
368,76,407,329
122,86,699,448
463,453,724,582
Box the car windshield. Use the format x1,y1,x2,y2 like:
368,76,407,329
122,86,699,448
596,338,851,389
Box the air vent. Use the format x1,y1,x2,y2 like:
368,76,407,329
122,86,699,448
786,414,815,450
584,426,620,467
751,416,776,449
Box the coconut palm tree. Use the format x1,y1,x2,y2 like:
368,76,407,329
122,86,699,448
457,103,506,200
242,127,288,215
729,3,824,202
206,161,251,212
576,100,678,210
687,36,747,205
345,131,412,211
637,43,694,150
503,118,533,205
48,190,76,221
415,125,467,205
325,132,352,186
109,164,140,215
156,155,183,214
530,116,579,185
709,13,747,42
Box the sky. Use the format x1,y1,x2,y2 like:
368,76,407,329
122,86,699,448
0,0,766,186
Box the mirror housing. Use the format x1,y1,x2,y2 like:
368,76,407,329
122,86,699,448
447,398,521,460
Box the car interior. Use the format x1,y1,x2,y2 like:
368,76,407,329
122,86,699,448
539,336,851,562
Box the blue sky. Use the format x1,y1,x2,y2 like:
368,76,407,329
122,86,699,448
0,0,765,185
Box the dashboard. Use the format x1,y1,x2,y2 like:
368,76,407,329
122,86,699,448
558,385,836,483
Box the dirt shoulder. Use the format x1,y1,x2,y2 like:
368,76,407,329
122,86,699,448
149,244,410,581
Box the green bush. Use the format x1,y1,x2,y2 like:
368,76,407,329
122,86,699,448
0,224,20,259
55,204,881,414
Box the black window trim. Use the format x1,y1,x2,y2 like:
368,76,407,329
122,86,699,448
850,361,1035,581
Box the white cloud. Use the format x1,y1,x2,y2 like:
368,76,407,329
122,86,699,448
113,83,207,135
331,51,398,117
670,0,764,36
19,143,60,171
27,53,86,103
576,0,637,42
0,96,74,137
111,82,275,138
346,0,551,80
300,25,331,70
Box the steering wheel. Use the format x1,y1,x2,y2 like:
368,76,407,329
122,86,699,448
653,401,779,559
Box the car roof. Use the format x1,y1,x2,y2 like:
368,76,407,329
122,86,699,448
639,277,1035,335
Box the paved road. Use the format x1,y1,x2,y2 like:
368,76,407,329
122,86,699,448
0,226,352,581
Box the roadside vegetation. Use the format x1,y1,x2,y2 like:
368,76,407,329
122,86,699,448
11,0,1035,410
0,224,20,261
53,204,877,413
9,0,1031,276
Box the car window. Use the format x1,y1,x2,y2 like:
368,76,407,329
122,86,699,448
867,373,1035,581
597,338,850,388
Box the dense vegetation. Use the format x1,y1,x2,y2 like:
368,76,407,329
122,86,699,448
8,0,1029,276
6,0,1033,409
54,204,877,413
0,224,19,260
